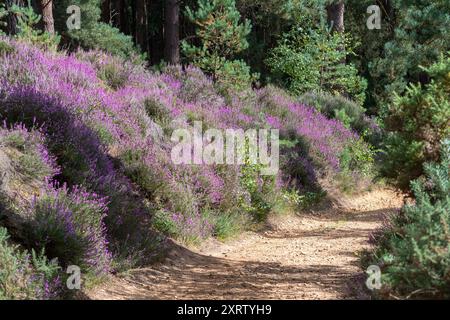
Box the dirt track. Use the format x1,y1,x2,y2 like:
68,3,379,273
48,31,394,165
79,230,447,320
87,188,403,300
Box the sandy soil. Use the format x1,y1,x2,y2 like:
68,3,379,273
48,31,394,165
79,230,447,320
86,188,404,300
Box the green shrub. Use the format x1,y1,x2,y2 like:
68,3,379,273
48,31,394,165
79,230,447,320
72,23,139,58
367,141,450,298
383,53,450,190
266,21,367,105
240,161,278,221
210,210,247,240
0,227,61,300
281,189,326,211
340,135,376,178
299,91,373,134
152,210,178,236
0,40,14,56
214,59,259,97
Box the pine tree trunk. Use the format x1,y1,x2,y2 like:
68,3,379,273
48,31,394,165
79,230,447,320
5,0,24,35
112,0,127,32
326,1,346,90
101,0,111,24
326,1,345,33
149,0,164,65
136,0,148,53
164,0,180,65
40,0,54,34
120,0,129,35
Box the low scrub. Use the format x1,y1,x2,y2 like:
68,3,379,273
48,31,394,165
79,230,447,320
366,141,450,299
383,54,450,190
0,227,61,300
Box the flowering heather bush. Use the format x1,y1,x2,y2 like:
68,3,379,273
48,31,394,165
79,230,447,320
299,91,380,136
0,38,157,258
256,85,358,171
0,38,366,265
0,227,61,300
0,124,110,277
154,211,214,244
28,185,111,276
0,124,60,182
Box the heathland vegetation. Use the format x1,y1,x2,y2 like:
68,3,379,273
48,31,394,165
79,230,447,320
0,0,449,299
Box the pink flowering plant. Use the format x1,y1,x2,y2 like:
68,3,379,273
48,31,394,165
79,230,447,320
0,37,371,295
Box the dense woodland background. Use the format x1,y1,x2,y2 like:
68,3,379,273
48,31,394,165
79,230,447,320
2,1,446,115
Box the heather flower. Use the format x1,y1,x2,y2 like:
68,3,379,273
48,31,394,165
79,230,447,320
30,184,111,275
0,38,363,265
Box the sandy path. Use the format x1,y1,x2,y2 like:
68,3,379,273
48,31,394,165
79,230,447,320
87,188,403,300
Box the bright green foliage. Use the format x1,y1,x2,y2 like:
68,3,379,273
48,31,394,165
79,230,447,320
266,21,367,105
0,228,61,300
182,0,256,90
369,141,450,298
236,0,334,79
211,211,247,240
370,0,450,110
54,0,139,58
214,59,258,96
383,53,450,189
239,159,277,222
152,210,179,237
340,135,376,178
72,22,139,59
282,189,326,211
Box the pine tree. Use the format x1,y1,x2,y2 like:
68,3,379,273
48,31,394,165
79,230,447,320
38,0,54,34
2,0,26,35
135,0,148,53
326,1,344,33
371,0,450,109
383,53,450,189
148,0,164,65
182,0,252,77
164,0,180,64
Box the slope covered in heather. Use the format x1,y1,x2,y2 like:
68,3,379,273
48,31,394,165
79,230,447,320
0,38,372,298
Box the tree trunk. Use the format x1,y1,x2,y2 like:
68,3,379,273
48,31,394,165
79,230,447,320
39,0,54,34
326,1,345,33
112,0,127,32
136,0,148,53
149,0,164,65
5,0,25,35
101,0,111,24
326,1,346,90
164,0,180,65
